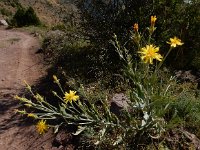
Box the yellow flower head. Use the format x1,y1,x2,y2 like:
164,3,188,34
167,36,184,47
63,90,79,103
151,15,157,26
139,44,163,64
36,120,48,134
133,23,139,32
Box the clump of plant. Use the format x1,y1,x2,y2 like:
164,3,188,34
11,6,41,27
15,16,191,149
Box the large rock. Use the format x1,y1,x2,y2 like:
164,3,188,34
0,20,8,26
110,93,130,116
175,70,197,82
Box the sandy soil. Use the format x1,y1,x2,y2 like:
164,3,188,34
0,27,57,150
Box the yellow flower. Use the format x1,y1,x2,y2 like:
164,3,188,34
151,15,157,26
139,45,163,64
167,37,184,47
63,90,79,103
133,23,139,32
36,120,48,134
27,113,38,119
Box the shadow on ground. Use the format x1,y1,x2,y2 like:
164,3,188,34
0,95,32,134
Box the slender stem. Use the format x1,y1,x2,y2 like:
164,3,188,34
53,91,66,103
58,83,65,95
42,100,58,111
156,47,173,70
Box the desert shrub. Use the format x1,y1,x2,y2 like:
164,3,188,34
11,7,26,27
11,6,41,27
23,7,41,26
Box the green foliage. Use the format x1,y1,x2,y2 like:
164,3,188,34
24,7,41,26
153,0,200,69
76,0,153,75
191,54,200,69
77,0,200,69
11,6,41,27
0,8,12,16
11,7,26,27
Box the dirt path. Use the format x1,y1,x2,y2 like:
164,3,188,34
0,28,43,94
0,28,55,150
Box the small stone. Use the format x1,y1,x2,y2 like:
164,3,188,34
53,131,73,147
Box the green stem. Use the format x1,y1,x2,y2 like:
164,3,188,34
42,100,58,111
58,83,65,95
156,47,173,70
143,63,149,79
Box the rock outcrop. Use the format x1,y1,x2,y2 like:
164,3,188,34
0,19,8,26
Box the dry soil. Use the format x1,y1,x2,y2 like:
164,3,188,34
0,27,57,150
